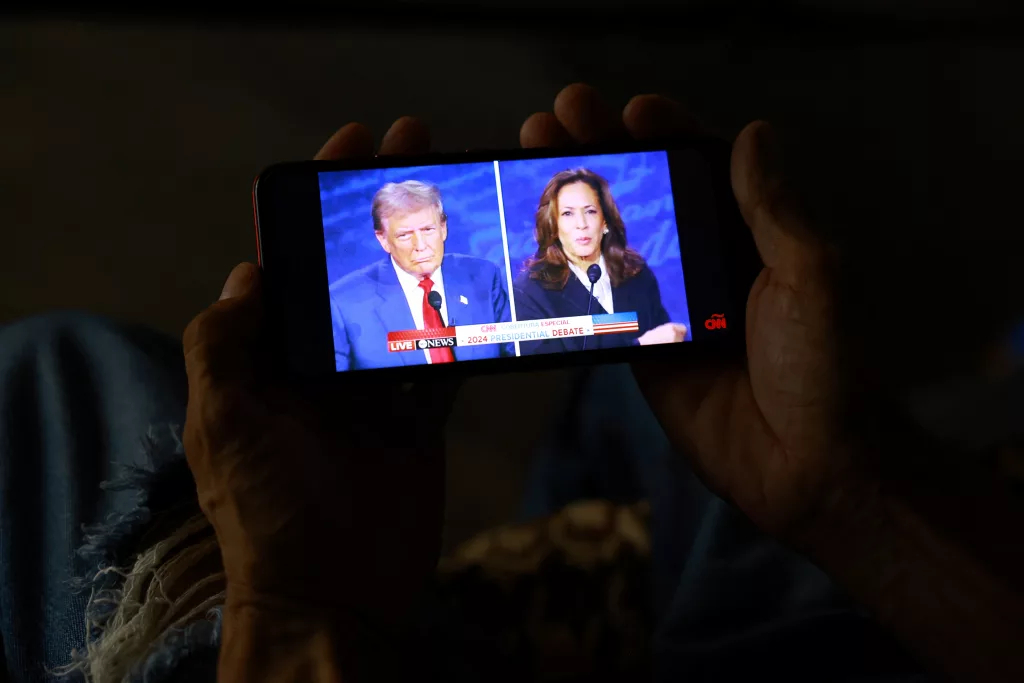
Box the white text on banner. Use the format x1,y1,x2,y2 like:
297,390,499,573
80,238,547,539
455,316,594,347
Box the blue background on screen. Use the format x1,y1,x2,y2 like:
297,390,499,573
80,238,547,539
498,152,690,330
319,163,507,287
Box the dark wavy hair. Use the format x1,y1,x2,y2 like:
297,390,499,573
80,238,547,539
524,168,646,290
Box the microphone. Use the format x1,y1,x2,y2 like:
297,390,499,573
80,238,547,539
582,263,602,351
427,290,446,327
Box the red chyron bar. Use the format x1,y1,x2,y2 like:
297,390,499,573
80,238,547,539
386,327,457,353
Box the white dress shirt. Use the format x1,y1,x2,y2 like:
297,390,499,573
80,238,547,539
392,259,449,364
568,254,614,314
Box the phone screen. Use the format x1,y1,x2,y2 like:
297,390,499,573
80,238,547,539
316,149,735,373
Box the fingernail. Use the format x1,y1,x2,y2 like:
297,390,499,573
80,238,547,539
219,263,256,300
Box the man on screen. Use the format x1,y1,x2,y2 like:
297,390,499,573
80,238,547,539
330,180,512,370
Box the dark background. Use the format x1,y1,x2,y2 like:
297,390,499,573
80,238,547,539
3,1,1022,545
4,3,1022,385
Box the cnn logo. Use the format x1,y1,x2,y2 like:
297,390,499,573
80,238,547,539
480,324,497,333
704,314,727,330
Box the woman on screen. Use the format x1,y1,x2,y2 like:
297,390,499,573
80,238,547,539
512,168,688,355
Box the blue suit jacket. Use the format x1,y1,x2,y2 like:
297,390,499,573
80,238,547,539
330,254,512,370
512,266,671,355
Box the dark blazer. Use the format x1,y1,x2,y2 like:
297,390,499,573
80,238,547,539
512,265,671,355
330,253,512,370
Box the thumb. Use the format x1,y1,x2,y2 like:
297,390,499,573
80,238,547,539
220,261,258,300
731,121,822,280
183,263,264,383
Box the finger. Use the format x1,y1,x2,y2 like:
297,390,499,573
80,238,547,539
183,262,263,384
553,83,627,145
520,112,574,149
731,121,822,277
314,122,374,161
632,358,769,493
220,261,257,301
631,358,735,445
623,94,704,141
379,116,431,156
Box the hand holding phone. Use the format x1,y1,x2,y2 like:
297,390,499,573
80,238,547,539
190,84,803,630
182,117,457,643
187,87,830,615
183,86,1024,683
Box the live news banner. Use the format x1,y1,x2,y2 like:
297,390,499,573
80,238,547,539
386,312,640,352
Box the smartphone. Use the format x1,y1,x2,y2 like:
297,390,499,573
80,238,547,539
253,137,759,382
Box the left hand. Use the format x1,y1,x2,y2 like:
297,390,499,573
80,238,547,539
637,322,688,346
182,117,457,627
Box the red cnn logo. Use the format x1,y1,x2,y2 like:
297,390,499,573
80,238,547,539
388,340,414,352
480,324,497,333
704,313,727,330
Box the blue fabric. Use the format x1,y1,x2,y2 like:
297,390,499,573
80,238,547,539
0,313,187,682
512,266,672,355
329,254,513,370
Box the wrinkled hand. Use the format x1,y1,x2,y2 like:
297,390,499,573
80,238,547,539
637,322,688,346
182,118,456,625
522,84,842,540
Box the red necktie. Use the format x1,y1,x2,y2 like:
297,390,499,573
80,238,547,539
418,277,454,364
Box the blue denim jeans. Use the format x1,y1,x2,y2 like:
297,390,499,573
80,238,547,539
0,314,928,682
0,313,188,682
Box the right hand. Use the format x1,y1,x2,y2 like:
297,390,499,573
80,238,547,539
637,322,688,346
521,85,845,542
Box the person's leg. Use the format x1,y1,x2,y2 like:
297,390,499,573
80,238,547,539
517,363,729,613
0,313,187,683
516,368,648,517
